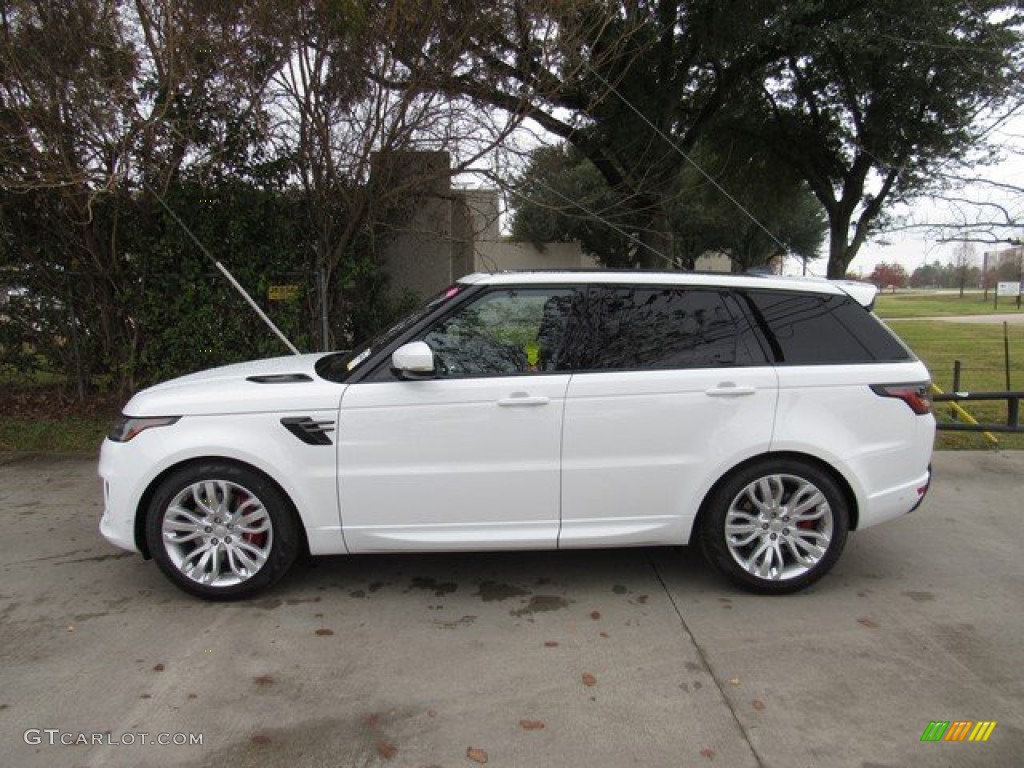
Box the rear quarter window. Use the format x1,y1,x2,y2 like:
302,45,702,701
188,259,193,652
745,290,913,364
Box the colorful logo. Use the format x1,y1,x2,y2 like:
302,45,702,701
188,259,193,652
920,721,997,742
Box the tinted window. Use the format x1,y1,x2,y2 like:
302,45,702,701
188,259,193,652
317,284,465,382
420,287,586,377
744,290,912,364
586,287,762,370
830,299,914,362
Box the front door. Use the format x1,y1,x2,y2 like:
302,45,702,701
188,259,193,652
337,286,583,552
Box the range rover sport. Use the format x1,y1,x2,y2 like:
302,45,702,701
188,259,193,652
99,271,935,599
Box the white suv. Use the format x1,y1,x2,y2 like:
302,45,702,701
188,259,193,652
99,271,935,599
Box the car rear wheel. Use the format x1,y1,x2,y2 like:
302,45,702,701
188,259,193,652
145,462,300,600
700,459,849,594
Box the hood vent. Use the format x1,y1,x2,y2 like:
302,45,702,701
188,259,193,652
248,373,313,384
280,416,335,446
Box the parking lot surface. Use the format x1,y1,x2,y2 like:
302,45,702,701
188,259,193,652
1,451,1022,768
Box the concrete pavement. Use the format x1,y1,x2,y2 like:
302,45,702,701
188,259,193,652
1,451,1022,768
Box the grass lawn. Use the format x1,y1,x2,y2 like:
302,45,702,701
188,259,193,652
874,289,1024,449
885,319,1024,450
0,413,113,453
0,370,119,453
875,290,1024,318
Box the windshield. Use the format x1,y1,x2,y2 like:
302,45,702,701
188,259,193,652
315,284,464,383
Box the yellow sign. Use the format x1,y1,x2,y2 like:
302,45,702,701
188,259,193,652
268,285,299,301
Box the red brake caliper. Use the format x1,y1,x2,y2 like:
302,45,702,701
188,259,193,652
237,492,268,548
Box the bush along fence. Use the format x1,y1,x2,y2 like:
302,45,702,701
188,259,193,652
1,182,418,397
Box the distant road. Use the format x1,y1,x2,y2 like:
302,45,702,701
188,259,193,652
885,313,1024,324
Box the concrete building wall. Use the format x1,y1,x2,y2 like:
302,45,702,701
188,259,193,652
375,154,736,299
694,252,732,273
381,183,598,299
379,195,457,299
474,241,597,273
460,189,502,242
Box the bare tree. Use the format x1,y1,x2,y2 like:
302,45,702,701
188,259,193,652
269,0,524,344
1,0,291,389
951,242,977,297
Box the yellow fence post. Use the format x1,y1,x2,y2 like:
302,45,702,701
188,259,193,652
930,383,999,446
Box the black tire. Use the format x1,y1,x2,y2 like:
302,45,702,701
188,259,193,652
145,461,300,600
699,458,849,595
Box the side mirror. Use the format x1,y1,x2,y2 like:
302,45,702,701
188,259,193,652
391,341,436,380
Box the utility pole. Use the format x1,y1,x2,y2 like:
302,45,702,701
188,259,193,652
1009,238,1023,310
983,251,990,300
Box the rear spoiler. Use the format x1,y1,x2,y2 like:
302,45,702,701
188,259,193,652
745,270,880,311
831,280,878,310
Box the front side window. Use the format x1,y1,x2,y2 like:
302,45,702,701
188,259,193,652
585,287,760,370
420,287,585,378
317,284,465,382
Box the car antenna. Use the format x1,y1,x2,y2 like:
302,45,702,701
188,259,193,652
145,183,302,355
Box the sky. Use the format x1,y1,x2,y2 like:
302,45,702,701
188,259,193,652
842,116,1024,279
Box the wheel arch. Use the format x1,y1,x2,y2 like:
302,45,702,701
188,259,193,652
133,456,310,560
693,451,861,540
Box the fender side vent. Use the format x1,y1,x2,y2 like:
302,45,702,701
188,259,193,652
280,416,335,446
248,373,313,384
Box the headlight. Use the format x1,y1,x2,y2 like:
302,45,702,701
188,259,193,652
108,415,181,442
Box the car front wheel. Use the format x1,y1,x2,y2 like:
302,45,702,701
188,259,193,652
700,459,849,594
145,462,300,600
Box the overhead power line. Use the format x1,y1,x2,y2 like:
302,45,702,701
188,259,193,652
584,65,793,258
146,184,302,355
509,175,676,268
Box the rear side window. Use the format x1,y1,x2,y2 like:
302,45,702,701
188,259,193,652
744,290,912,364
585,287,765,370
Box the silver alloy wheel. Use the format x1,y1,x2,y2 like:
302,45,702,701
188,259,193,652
724,473,834,582
161,479,274,587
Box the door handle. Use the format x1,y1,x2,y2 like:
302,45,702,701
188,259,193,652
705,383,756,397
497,393,550,407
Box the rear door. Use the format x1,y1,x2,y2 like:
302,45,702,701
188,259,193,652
559,285,778,547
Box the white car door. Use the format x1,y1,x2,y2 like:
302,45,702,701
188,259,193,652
559,286,778,548
337,287,583,552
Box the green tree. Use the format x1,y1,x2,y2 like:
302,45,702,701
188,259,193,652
1,0,298,391
380,0,823,267
909,261,944,288
511,144,637,267
511,140,826,271
384,1,1021,277
742,0,1023,277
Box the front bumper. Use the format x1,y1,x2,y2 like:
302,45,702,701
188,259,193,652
98,438,142,554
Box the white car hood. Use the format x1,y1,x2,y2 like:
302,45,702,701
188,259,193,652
123,353,345,416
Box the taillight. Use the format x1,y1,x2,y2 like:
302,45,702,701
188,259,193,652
870,383,932,415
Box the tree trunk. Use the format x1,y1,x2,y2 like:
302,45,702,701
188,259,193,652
826,218,852,278
637,206,674,269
